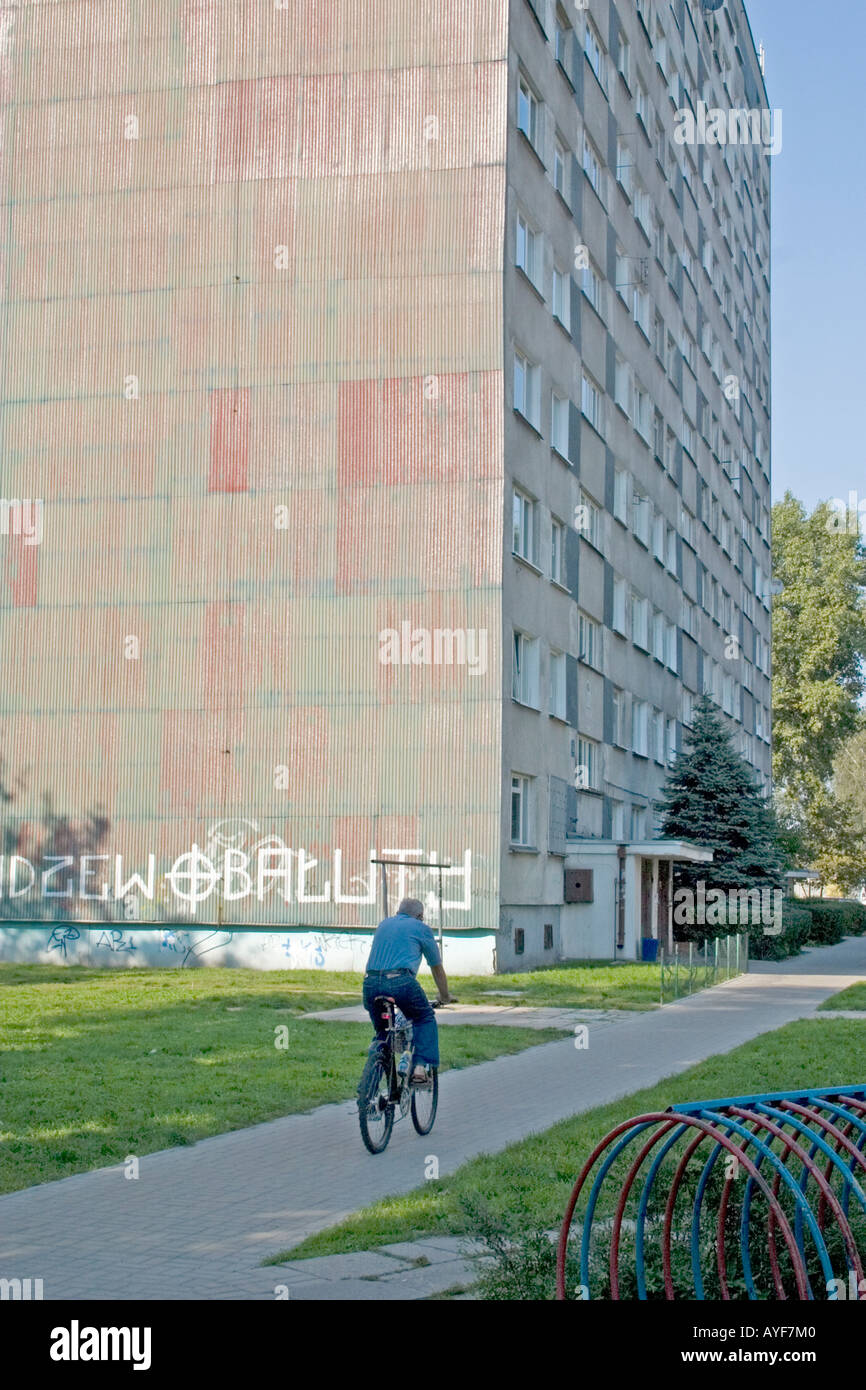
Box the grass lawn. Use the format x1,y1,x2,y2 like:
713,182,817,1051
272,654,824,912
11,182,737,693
273,1017,866,1264
0,965,561,1194
819,982,866,1010
449,961,662,1011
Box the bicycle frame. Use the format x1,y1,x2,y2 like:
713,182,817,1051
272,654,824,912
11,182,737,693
374,996,414,1111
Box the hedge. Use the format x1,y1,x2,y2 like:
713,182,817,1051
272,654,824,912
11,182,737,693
677,896,866,962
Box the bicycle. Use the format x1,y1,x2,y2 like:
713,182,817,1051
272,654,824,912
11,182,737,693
357,994,439,1154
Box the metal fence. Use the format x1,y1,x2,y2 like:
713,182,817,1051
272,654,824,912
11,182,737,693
659,932,749,1004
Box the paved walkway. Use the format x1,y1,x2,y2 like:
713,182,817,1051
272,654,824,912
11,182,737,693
305,1002,630,1031
1,937,864,1301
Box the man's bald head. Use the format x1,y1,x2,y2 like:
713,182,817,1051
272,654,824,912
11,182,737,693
397,897,424,920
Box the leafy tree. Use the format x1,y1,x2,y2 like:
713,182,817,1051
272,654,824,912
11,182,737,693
772,493,866,797
771,495,866,888
658,696,785,895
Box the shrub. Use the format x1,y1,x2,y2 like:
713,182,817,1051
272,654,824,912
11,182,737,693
749,901,811,961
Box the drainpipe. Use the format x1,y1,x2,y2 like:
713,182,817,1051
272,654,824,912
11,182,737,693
616,844,626,951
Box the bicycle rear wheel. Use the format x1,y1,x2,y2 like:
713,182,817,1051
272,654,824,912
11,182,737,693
410,1067,438,1135
358,1049,394,1154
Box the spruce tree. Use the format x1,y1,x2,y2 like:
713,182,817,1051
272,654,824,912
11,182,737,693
658,695,785,895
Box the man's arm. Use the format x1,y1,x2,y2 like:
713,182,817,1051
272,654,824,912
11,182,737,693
431,962,454,1004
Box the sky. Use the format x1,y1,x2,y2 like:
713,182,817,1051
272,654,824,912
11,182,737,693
741,0,865,512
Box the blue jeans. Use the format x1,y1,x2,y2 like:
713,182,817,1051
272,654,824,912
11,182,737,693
363,970,439,1068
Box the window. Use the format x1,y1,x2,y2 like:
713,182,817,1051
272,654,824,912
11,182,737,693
612,687,629,747
652,708,665,763
682,415,695,457
665,620,678,672
631,592,650,650
633,284,650,338
636,78,648,128
550,516,565,583
549,649,566,719
654,116,665,168
552,266,571,331
553,137,568,199
680,504,696,548
661,332,674,381
583,135,603,200
633,381,651,441
514,351,541,428
578,612,599,668
652,608,665,661
653,17,667,74
616,137,632,196
652,512,665,563
666,524,677,574
551,393,569,458
666,717,677,766
555,10,573,76
702,238,714,278
613,577,628,635
511,774,533,846
512,630,539,706
681,689,695,728
653,311,665,361
513,487,536,563
611,799,626,840
618,35,631,86
653,408,664,460
576,737,600,791
517,76,539,149
614,356,631,415
630,805,647,840
665,235,678,283
584,18,606,90
682,151,695,199
653,212,665,264
633,490,651,547
516,211,541,288
576,489,600,548
664,428,676,475
613,468,630,523
681,328,697,374
581,371,603,434
581,259,603,317
634,182,651,236
616,244,630,304
682,239,696,284
633,700,650,757
544,922,554,951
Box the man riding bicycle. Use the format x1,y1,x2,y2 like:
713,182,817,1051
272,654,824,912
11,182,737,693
363,897,455,1085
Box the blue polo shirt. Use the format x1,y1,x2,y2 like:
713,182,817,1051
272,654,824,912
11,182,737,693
366,913,442,974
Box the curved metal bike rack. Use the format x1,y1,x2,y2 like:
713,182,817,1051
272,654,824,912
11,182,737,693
556,1085,866,1301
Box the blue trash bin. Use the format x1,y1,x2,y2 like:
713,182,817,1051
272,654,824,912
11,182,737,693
641,938,659,962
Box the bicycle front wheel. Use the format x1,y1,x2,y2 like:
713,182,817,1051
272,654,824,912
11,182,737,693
358,1050,394,1154
410,1067,438,1135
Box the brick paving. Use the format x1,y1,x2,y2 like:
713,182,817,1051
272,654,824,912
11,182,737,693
0,937,863,1301
304,1002,629,1030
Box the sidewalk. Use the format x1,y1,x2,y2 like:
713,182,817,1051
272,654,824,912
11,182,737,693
1,937,864,1301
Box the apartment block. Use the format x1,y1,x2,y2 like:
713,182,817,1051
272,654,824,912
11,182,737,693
500,0,772,967
0,1,771,972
